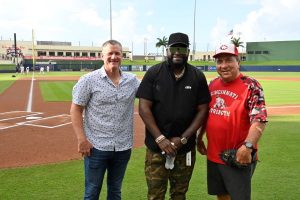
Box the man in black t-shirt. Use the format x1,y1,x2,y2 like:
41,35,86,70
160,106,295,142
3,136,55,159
136,32,211,200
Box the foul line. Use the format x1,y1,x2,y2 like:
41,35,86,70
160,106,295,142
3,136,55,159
26,72,35,112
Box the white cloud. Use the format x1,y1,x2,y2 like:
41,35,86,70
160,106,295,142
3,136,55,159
210,19,231,47
146,11,153,16
209,0,300,50
235,0,300,42
1,0,299,54
72,9,106,27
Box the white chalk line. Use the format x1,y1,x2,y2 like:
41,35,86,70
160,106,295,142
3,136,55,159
0,112,71,130
26,72,35,112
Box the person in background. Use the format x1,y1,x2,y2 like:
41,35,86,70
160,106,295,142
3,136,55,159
26,66,29,75
137,32,211,200
197,43,267,200
70,39,140,200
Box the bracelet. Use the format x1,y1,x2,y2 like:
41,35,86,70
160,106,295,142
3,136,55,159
155,135,166,144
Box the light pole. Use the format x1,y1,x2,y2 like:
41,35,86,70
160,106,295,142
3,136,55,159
110,0,112,39
131,41,134,61
144,38,148,56
192,0,196,61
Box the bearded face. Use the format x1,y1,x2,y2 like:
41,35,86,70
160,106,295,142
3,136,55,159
167,45,190,69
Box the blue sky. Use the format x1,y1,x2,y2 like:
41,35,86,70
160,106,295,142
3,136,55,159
1,0,299,55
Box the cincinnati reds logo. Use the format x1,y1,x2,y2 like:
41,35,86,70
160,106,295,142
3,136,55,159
213,95,226,109
220,45,228,50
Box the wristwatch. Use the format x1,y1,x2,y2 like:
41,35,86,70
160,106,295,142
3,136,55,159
244,141,254,149
180,137,188,145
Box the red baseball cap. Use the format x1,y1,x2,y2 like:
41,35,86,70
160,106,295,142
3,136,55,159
213,43,239,58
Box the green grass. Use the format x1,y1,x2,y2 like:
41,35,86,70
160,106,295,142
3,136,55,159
252,115,300,199
1,72,300,105
33,71,86,77
260,80,300,105
35,72,300,106
0,73,19,94
0,64,15,70
1,69,299,199
122,59,300,66
0,115,299,199
40,72,300,106
0,80,14,94
39,81,76,102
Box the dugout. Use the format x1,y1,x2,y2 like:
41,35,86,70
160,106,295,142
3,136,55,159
23,58,103,71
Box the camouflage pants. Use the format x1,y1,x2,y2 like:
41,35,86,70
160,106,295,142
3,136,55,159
145,148,196,200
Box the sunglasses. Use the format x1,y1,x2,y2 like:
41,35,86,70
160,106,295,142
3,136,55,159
168,47,189,54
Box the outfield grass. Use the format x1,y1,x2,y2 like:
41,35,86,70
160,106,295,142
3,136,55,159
1,72,300,105
39,81,75,102
0,115,299,199
37,72,300,106
260,80,300,105
122,59,300,66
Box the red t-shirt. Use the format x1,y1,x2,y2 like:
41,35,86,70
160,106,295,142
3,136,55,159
206,74,267,164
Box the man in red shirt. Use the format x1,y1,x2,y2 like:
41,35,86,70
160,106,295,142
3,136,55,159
197,43,267,200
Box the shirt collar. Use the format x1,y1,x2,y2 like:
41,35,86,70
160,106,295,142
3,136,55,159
99,66,125,80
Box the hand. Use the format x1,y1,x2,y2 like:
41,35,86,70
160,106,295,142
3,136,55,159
158,138,177,156
170,137,182,149
236,145,252,165
197,139,207,155
78,138,93,157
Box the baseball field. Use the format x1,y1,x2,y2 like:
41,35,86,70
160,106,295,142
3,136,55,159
0,71,299,199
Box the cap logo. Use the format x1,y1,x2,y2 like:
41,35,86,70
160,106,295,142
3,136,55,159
220,45,228,50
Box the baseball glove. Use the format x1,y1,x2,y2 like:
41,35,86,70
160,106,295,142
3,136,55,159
219,149,257,169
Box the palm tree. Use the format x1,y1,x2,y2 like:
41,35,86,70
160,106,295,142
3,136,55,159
231,37,244,48
231,37,245,60
156,36,168,60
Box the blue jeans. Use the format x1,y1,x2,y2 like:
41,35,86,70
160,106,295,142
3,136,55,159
83,148,131,200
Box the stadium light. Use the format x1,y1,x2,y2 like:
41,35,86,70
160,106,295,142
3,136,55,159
110,0,112,39
192,0,196,60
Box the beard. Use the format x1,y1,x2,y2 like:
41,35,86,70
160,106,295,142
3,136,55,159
167,55,188,69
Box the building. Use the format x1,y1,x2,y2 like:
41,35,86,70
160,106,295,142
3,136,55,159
0,40,131,71
193,51,215,61
246,40,300,61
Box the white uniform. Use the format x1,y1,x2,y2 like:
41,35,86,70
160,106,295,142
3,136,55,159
20,66,25,74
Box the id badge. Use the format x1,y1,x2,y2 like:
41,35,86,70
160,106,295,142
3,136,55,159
186,151,191,166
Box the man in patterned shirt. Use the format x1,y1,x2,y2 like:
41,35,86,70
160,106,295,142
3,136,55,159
197,43,267,200
70,40,140,200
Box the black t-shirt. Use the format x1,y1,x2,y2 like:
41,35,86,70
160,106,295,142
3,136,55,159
136,61,211,154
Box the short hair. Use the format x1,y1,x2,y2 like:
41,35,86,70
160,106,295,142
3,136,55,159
102,40,122,51
234,55,240,62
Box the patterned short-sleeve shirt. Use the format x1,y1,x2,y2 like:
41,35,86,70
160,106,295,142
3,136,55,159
72,67,140,151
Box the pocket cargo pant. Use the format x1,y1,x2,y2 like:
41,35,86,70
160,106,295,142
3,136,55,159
145,148,196,200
